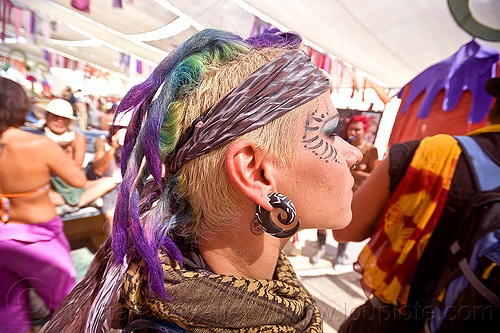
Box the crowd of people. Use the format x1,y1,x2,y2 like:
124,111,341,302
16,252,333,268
0,27,498,333
40,87,121,132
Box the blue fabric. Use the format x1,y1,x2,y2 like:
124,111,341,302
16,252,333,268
429,137,500,332
455,135,500,191
430,230,500,332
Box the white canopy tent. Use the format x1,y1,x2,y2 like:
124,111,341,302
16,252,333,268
1,0,499,88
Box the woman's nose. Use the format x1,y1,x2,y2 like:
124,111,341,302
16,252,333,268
344,143,363,168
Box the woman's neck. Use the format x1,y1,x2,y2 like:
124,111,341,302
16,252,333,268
198,226,284,279
44,127,74,148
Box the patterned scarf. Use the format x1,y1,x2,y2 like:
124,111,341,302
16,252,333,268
355,134,462,313
121,251,323,332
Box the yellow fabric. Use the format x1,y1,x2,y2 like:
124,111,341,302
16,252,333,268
357,134,461,312
482,262,498,280
467,123,500,136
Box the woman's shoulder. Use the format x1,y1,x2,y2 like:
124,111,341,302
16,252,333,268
3,127,52,146
1,128,63,162
364,141,378,153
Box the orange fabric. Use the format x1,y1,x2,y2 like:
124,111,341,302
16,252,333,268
356,135,461,313
365,78,391,104
389,87,488,147
0,183,50,222
0,183,50,198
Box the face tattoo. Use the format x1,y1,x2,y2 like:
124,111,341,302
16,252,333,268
301,97,341,163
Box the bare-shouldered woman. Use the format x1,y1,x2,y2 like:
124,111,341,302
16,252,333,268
0,77,85,333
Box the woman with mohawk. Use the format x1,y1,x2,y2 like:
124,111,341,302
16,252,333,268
43,29,361,332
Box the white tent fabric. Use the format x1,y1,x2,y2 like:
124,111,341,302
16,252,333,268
1,0,499,88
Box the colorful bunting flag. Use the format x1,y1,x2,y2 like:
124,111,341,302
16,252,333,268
322,56,331,73
145,64,153,76
365,78,392,104
136,59,142,74
44,49,52,68
1,0,12,42
71,0,90,13
41,19,51,44
13,7,22,42
22,9,31,41
30,11,37,43
119,52,131,69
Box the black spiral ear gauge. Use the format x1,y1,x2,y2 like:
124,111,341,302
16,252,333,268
255,193,301,238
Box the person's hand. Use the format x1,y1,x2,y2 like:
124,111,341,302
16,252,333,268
116,128,127,146
110,128,127,150
110,132,121,150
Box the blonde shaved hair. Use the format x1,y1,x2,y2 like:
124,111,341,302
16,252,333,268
176,48,312,237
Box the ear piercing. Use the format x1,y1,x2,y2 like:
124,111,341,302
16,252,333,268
255,193,300,238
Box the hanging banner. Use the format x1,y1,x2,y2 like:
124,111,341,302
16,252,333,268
30,11,37,43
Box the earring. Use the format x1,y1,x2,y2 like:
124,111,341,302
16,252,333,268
255,193,301,238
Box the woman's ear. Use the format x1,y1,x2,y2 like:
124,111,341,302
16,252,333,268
225,140,276,211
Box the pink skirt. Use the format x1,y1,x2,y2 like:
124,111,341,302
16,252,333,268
0,216,76,333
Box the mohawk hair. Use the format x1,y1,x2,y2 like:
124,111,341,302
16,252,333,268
111,28,302,298
344,114,372,138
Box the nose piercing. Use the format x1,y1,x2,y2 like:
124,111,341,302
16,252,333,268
351,163,357,170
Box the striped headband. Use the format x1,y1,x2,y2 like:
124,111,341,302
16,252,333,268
169,49,330,174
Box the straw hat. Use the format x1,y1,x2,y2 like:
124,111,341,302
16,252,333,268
44,99,78,120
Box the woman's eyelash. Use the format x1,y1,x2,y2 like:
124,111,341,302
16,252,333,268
322,114,339,136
